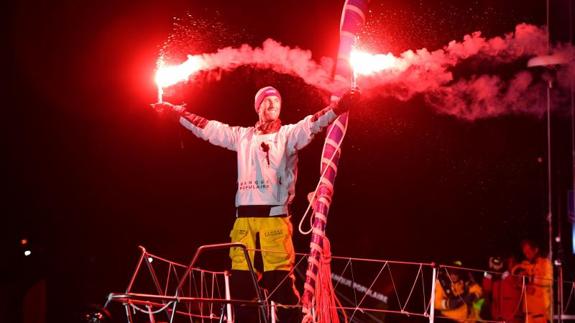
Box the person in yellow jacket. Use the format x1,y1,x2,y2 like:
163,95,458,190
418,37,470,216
512,239,552,323
435,262,483,322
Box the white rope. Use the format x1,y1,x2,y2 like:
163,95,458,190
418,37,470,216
511,272,527,319
387,263,403,311
348,259,360,308
130,301,175,315
349,261,388,322
564,282,575,313
164,263,172,295
401,264,423,312
522,275,530,323
200,271,205,322
209,272,215,321
188,269,195,316
265,253,309,300
332,258,353,291
421,264,428,315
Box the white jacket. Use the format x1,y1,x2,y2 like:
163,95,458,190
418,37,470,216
180,109,337,215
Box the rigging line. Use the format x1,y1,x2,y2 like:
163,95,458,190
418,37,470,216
335,291,385,323
267,303,304,309
190,271,201,316
332,258,353,290
520,275,529,320
265,252,309,300
251,246,434,268
349,258,360,311
349,261,389,322
215,273,224,318
130,301,175,315
298,111,348,235
170,264,180,295
425,289,432,314
200,271,207,322
213,272,223,299
123,298,256,318
168,264,191,315
190,270,199,298
439,264,550,282
145,253,188,268
169,301,177,323
386,263,404,311
207,275,225,321
209,272,216,319
340,305,430,318
563,282,574,313
164,263,172,296
421,266,428,314
186,281,193,323
510,275,527,318
189,267,227,275
145,255,165,297
187,311,193,323
170,265,193,314
148,252,225,273
143,254,229,275
199,272,204,323
439,264,503,276
183,272,190,319
265,254,307,300
333,255,434,267
156,307,223,320
401,264,423,312
341,305,510,323
145,256,173,323
126,249,147,293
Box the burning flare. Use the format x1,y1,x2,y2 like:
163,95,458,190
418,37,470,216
350,49,406,75
154,55,206,102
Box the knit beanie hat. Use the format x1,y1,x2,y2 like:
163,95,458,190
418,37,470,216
254,86,281,112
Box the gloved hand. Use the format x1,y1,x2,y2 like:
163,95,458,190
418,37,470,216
334,88,361,114
444,297,465,309
150,102,187,114
463,293,478,305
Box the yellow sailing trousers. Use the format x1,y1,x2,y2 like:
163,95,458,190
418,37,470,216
229,216,295,272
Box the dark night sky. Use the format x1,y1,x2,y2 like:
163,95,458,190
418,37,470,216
3,0,575,322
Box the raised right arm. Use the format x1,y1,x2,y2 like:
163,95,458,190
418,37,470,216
151,102,240,151
179,112,241,151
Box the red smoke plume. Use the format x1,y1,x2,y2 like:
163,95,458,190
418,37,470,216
158,23,574,120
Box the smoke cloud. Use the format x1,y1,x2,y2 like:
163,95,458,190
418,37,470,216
161,23,574,120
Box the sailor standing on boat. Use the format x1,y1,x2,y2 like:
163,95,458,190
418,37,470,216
153,86,360,322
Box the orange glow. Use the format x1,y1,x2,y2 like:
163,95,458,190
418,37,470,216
350,49,404,75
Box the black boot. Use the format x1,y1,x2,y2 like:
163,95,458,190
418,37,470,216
262,270,302,322
230,270,261,323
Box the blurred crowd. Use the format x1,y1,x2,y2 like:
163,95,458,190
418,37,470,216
435,239,553,322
